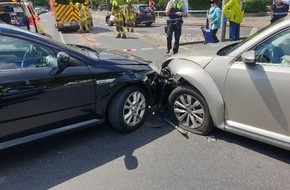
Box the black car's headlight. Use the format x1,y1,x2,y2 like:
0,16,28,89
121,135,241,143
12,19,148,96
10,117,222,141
148,62,161,74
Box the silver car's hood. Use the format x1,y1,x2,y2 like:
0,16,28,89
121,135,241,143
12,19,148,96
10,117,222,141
164,42,236,68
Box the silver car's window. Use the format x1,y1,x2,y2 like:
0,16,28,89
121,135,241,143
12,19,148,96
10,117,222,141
219,21,280,56
0,35,57,69
255,28,290,64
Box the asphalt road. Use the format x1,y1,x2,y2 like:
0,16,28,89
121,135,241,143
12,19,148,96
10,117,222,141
0,12,289,190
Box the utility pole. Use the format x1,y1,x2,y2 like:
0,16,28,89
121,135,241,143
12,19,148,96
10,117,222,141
220,0,227,42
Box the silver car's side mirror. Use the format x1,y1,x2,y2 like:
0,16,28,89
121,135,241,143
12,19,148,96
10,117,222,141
241,50,256,66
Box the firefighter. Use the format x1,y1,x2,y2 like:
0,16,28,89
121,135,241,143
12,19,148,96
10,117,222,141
111,0,126,38
124,0,135,32
76,3,89,33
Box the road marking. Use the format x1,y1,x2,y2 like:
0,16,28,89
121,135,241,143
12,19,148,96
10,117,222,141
122,46,189,52
250,27,258,35
59,31,65,44
140,47,154,50
123,48,137,52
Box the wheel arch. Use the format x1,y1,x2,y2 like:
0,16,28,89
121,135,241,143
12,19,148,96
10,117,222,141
105,81,154,116
168,60,225,130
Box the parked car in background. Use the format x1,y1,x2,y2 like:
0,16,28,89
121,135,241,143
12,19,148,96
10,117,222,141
35,6,49,14
160,16,290,150
133,4,155,26
0,0,44,34
98,3,109,11
0,23,166,150
106,4,155,27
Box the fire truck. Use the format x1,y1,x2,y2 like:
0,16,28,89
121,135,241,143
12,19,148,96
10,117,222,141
49,0,93,31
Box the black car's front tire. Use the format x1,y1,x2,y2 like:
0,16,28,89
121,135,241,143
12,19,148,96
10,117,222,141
168,85,214,135
108,86,148,132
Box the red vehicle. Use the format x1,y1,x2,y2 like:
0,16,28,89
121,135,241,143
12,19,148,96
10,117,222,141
0,0,44,34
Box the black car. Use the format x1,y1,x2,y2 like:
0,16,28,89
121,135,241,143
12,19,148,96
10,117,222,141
0,23,165,149
106,4,155,27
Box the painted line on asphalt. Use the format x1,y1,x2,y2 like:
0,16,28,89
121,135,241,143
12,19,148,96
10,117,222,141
250,27,258,35
59,31,65,44
140,47,154,50
123,45,188,52
123,48,137,52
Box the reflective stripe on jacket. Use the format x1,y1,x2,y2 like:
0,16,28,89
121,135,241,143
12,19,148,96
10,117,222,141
124,5,135,20
112,7,124,21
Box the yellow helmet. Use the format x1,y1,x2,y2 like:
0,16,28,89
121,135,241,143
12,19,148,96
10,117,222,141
75,2,80,7
112,0,118,7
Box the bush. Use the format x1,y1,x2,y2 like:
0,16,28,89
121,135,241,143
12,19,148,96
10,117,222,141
186,0,270,13
243,0,270,13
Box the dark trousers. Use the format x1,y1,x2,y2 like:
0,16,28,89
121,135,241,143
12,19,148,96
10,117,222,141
270,15,287,23
229,21,240,41
167,20,182,54
211,29,219,43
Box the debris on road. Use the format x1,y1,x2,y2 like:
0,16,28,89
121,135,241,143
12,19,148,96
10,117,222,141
206,136,217,142
164,119,189,139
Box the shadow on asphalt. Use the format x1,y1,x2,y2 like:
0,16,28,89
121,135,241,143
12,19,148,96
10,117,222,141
0,112,289,189
210,129,290,164
0,112,174,189
60,27,113,34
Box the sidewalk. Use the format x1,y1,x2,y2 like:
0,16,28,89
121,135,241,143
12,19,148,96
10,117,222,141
94,11,271,28
93,11,272,44
155,14,271,29
154,14,271,43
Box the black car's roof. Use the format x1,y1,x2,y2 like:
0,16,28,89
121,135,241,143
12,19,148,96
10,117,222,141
0,23,89,57
0,23,39,37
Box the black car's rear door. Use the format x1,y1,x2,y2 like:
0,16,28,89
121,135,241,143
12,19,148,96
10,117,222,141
0,36,96,140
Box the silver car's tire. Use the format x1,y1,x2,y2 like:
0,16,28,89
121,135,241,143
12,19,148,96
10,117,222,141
108,86,148,132
168,86,214,135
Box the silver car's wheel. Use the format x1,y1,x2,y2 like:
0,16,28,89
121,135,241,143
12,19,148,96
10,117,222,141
169,85,214,135
108,86,148,132
174,94,204,129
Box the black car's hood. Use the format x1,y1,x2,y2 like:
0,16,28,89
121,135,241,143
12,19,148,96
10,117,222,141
69,44,151,66
98,49,151,65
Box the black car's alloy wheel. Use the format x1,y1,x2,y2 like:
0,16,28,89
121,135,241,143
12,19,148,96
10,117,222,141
168,85,214,135
108,86,148,132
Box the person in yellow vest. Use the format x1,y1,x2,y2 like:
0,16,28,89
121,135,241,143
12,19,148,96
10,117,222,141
124,0,135,32
222,0,244,41
76,3,89,33
111,0,126,38
165,0,187,54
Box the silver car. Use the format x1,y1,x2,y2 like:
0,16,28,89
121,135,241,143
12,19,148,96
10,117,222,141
161,16,290,150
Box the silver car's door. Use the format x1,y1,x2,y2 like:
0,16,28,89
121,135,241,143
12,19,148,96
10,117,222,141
223,28,290,140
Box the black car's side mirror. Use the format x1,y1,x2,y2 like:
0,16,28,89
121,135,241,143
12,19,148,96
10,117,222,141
49,52,70,76
57,52,70,68
241,50,256,66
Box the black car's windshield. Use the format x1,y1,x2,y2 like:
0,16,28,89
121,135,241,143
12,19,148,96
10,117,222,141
217,18,284,56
